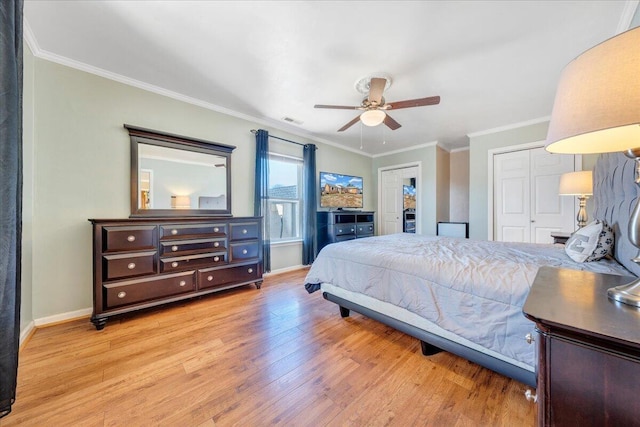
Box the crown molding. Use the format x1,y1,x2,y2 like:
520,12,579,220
450,146,470,153
466,116,550,139
371,140,439,158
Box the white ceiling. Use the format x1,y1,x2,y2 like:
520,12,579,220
24,1,636,155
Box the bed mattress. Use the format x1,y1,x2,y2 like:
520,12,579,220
305,233,631,371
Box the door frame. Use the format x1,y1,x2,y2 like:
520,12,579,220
487,141,582,241
377,161,422,234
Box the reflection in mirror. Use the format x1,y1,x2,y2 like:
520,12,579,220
138,143,228,210
126,125,235,217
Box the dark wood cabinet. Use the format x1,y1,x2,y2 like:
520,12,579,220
90,217,263,329
523,266,640,426
316,211,375,254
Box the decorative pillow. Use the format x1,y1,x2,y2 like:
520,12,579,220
564,220,614,263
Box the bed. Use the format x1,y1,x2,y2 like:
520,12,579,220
304,152,639,387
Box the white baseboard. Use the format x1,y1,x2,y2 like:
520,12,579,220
34,307,92,327
264,265,308,277
19,320,35,347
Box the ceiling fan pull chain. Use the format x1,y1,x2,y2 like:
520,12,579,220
383,125,386,145
360,122,363,150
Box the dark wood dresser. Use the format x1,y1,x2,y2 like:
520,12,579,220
316,211,375,254
89,217,263,329
523,266,640,426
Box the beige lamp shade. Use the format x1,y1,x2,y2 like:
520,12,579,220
360,109,386,126
559,170,593,196
545,26,640,154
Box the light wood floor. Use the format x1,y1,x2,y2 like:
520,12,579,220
2,268,536,426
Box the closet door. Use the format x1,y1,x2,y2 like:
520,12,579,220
494,150,531,242
380,169,403,235
494,148,575,243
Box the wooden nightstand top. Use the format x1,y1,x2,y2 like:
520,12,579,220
523,266,640,347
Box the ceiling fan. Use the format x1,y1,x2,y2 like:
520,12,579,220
314,76,440,132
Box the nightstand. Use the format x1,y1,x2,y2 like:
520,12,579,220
550,232,571,244
523,267,640,426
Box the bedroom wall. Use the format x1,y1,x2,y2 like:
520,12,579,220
21,44,35,333
25,56,372,321
372,144,439,235
449,148,470,222
436,146,450,223
468,121,549,240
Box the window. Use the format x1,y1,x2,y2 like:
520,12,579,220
268,153,303,242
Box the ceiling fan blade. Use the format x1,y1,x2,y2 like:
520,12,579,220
338,116,362,132
387,96,440,110
367,77,386,104
314,104,360,110
383,114,402,130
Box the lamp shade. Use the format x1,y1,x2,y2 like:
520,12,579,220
360,109,386,126
545,26,640,154
559,170,593,196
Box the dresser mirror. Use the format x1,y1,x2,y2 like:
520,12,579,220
126,125,235,217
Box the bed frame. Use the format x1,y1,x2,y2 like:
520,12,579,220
322,292,536,387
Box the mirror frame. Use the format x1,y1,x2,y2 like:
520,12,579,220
126,124,235,217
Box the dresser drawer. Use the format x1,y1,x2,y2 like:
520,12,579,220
334,223,356,236
230,222,260,240
160,252,226,273
160,223,227,239
198,263,260,290
356,223,374,236
103,251,157,281
230,242,260,262
104,271,195,308
160,238,227,256
102,225,156,252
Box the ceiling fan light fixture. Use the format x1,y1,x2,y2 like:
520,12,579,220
360,109,386,126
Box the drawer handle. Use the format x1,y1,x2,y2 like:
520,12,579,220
351,228,355,232
214,256,220,262
171,261,178,268
247,268,254,274
171,229,178,235
172,245,179,252
338,229,342,233
179,280,187,287
127,235,136,242
214,242,220,247
242,229,248,234
525,333,534,344
524,389,537,403
127,263,136,270
242,249,248,255
207,275,214,281
214,227,219,232
117,291,126,299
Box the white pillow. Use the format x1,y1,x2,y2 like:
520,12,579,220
565,220,613,263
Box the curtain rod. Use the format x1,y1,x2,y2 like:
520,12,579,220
250,129,308,147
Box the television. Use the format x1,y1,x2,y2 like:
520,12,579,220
320,172,363,209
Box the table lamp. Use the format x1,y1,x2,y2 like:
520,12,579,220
545,26,640,307
558,170,593,229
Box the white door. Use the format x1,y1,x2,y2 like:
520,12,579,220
495,150,530,242
494,147,575,243
381,169,403,235
530,148,576,242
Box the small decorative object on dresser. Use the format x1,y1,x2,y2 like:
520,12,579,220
89,217,263,330
523,266,640,426
316,211,375,254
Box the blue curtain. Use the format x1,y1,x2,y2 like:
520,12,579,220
254,129,271,272
0,0,23,418
302,144,317,264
